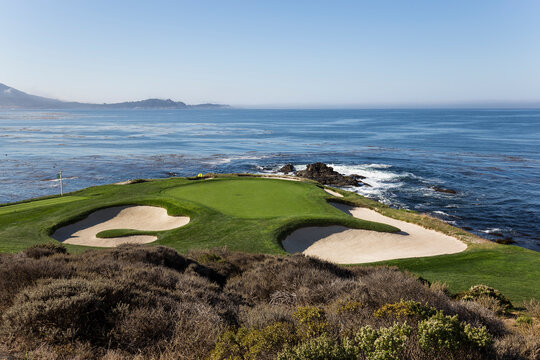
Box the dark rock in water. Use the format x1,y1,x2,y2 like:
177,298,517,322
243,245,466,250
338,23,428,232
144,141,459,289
279,163,295,174
432,186,457,194
350,173,366,180
490,232,505,238
295,162,366,186
495,237,516,245
462,226,473,231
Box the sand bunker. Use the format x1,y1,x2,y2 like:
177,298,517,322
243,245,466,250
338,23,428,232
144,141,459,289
283,203,466,264
324,188,343,197
52,206,190,247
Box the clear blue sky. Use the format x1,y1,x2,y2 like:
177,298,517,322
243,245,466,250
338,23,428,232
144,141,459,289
1,0,539,107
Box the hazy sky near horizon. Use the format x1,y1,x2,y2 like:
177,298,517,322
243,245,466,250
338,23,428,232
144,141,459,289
1,0,539,107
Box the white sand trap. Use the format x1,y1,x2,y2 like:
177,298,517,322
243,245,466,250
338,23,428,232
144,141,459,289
52,206,190,247
324,188,343,197
283,203,466,264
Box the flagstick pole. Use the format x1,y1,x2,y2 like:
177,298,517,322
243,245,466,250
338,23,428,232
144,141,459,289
60,171,63,196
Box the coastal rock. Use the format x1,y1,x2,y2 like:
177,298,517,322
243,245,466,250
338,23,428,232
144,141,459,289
432,186,457,194
495,237,516,245
279,163,295,174
295,162,366,186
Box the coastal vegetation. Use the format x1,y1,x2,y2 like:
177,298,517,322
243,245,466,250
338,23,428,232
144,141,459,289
0,175,538,358
0,244,538,359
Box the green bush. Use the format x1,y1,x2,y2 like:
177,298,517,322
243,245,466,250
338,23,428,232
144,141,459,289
515,315,532,326
418,312,463,352
418,311,492,354
337,300,365,314
463,323,493,348
209,322,296,360
293,306,328,339
277,335,358,360
373,300,436,321
355,322,411,360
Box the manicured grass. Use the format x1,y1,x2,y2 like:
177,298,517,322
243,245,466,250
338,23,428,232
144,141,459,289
96,229,157,238
368,244,540,303
0,176,397,254
0,196,86,215
0,174,538,303
164,178,336,218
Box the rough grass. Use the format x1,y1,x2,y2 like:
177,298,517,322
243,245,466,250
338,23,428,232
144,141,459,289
1,244,538,360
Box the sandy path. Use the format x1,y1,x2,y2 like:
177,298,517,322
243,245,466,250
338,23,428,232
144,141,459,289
259,175,302,181
283,203,466,264
52,206,190,247
324,188,343,197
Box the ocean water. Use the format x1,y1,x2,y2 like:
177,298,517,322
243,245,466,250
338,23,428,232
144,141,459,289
0,109,539,251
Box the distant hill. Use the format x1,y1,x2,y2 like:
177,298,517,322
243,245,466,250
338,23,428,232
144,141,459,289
0,83,228,109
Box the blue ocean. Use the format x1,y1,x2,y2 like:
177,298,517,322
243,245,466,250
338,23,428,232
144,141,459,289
1,109,539,251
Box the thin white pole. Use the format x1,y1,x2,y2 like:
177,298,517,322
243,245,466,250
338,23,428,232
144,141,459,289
59,171,63,196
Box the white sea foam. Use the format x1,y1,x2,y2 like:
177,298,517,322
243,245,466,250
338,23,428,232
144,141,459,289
203,154,269,166
480,228,503,234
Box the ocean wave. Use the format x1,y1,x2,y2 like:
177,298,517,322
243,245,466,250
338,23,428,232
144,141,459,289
328,163,407,185
480,228,504,234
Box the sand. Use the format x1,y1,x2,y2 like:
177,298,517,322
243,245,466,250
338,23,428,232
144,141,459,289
52,206,190,247
324,188,343,197
283,202,466,264
259,175,302,181
114,180,133,185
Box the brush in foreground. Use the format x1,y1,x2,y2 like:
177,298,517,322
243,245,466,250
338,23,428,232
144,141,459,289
0,244,538,359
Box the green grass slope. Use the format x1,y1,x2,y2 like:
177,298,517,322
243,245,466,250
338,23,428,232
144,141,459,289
0,176,396,255
372,244,540,303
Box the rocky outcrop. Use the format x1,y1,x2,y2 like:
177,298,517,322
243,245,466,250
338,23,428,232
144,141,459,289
295,162,369,186
432,186,457,194
279,164,295,174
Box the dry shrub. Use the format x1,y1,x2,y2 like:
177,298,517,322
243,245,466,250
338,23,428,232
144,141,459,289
3,277,132,343
0,254,73,312
430,281,450,296
0,244,531,360
524,299,540,318
474,295,506,315
239,304,295,329
494,333,540,360
225,255,353,305
24,242,67,259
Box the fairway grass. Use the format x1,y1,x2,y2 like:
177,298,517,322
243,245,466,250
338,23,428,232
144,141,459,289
0,175,538,303
0,196,86,216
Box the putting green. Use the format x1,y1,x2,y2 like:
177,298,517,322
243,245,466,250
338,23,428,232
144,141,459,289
164,178,341,219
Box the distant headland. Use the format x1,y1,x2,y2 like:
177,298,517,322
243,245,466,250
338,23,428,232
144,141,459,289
0,83,228,109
